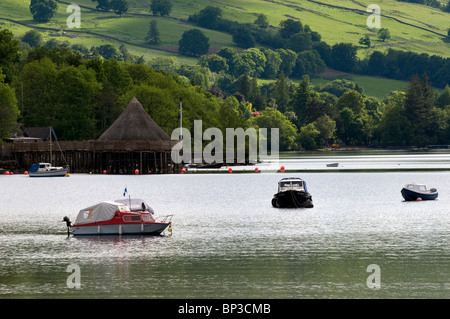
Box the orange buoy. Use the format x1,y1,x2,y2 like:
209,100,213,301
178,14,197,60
280,166,285,172
148,170,152,174
255,167,259,172
5,171,9,175
24,171,28,175
134,169,139,175
103,170,107,174
9,172,13,175
228,167,232,173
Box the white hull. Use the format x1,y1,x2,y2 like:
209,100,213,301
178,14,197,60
29,168,69,177
73,222,169,236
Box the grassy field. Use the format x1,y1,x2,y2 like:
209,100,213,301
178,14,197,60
260,74,411,100
0,0,448,92
1,0,449,57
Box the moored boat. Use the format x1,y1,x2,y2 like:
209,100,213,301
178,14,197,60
28,163,69,177
185,162,223,169
69,201,172,236
401,183,438,201
272,177,313,208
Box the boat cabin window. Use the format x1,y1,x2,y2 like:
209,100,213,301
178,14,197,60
407,184,426,191
123,215,141,222
39,164,46,169
82,209,95,219
142,214,154,221
279,180,304,190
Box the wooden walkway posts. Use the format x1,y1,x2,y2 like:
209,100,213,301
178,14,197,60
11,140,181,174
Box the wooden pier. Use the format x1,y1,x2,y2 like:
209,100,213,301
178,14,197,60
3,97,182,174
10,140,180,174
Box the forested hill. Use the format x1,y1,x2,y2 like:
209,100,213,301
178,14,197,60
0,0,449,151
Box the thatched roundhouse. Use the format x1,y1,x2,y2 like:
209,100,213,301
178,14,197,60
98,97,170,142
9,97,179,174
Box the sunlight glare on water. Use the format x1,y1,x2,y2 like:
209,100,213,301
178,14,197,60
0,152,449,298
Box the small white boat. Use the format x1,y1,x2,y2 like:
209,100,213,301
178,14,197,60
28,163,69,177
69,201,172,236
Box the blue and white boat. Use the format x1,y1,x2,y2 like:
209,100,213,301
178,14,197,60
401,183,438,201
28,162,69,177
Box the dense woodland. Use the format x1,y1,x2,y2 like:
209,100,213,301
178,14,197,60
1,1,450,151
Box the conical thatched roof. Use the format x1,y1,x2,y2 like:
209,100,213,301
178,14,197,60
98,97,170,141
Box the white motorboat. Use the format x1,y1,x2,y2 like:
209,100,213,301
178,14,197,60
28,163,69,177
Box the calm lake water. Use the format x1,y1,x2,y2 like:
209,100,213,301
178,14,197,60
0,151,449,298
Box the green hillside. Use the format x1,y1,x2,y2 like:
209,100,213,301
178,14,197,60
0,0,449,96
1,0,449,57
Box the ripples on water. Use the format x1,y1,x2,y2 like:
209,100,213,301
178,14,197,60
0,153,449,298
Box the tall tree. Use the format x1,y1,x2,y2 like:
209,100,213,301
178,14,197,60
250,107,298,151
291,75,312,127
276,49,297,76
17,58,59,127
437,85,450,108
29,0,58,22
331,43,357,72
0,69,18,138
178,29,209,56
287,32,312,52
232,27,255,49
272,71,291,113
261,49,282,79
359,35,371,48
21,30,43,48
92,0,111,11
279,19,303,39
254,14,269,28
150,0,173,16
403,75,436,145
377,28,391,42
0,28,20,83
443,0,450,12
194,6,223,29
110,0,128,16
54,66,99,140
146,20,161,44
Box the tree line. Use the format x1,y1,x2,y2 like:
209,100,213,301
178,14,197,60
183,6,449,88
1,27,450,152
397,0,450,12
27,1,449,88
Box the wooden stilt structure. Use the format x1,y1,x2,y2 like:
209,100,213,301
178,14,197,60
9,97,181,174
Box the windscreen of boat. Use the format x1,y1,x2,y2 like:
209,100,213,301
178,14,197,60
407,184,426,191
279,180,304,191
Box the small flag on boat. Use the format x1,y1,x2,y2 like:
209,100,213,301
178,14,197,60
123,187,127,197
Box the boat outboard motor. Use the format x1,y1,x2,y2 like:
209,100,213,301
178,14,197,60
62,216,72,237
